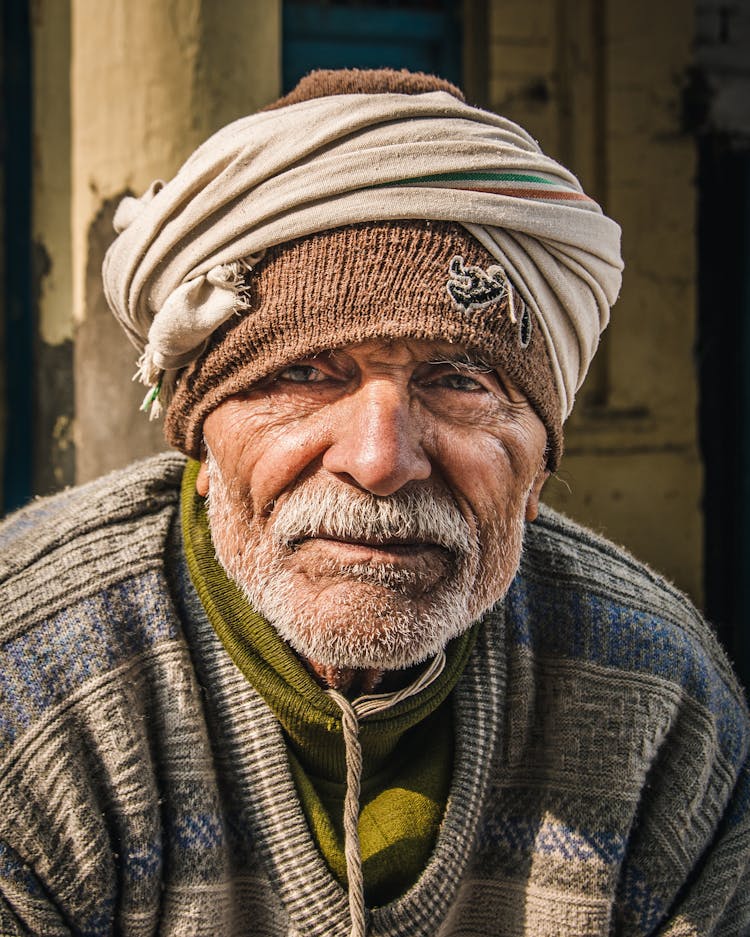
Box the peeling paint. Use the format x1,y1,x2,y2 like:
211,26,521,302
32,238,75,494
31,239,52,304
34,338,75,495
32,0,73,348
75,192,166,484
53,413,73,448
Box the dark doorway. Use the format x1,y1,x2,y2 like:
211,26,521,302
698,137,750,690
283,1,463,93
1,0,34,513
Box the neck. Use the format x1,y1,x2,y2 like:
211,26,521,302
303,658,427,696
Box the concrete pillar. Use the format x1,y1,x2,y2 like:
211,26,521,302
32,0,75,495
70,0,282,483
488,0,702,604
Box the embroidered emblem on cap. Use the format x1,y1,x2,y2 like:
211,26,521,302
446,256,507,311
518,305,532,348
446,255,532,349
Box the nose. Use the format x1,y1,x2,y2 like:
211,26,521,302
322,382,431,496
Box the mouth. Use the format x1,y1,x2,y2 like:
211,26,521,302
288,534,452,565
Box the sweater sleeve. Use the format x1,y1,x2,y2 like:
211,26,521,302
524,507,750,936
656,756,750,935
610,657,750,936
0,838,75,936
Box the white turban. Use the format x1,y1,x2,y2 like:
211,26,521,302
102,89,622,419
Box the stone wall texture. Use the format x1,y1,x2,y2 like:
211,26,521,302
487,0,702,603
25,0,703,603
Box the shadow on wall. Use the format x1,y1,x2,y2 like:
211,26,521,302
75,195,169,486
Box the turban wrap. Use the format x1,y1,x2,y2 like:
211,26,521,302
102,88,623,425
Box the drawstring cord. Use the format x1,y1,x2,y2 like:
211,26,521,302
325,651,447,937
324,691,367,937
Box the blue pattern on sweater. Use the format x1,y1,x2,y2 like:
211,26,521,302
478,814,627,865
506,575,748,767
173,813,223,850
0,571,181,752
618,865,665,934
123,842,162,881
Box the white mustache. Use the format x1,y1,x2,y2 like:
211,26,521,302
271,482,476,557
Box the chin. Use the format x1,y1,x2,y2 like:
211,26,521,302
210,514,522,672
243,567,487,671
204,451,526,672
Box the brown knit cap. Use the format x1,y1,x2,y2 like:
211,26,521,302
164,68,562,468
164,219,562,467
262,67,465,110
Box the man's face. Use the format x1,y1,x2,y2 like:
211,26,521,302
198,339,548,672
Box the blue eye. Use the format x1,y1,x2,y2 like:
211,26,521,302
278,365,325,383
438,373,483,392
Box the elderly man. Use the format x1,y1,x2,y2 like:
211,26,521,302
0,69,748,937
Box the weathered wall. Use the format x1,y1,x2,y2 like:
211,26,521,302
32,0,75,495
695,0,750,139
488,0,702,603
70,0,282,482
26,0,703,605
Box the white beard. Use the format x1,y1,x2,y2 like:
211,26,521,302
204,451,526,671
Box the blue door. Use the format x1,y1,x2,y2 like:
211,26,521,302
1,0,34,513
283,1,462,92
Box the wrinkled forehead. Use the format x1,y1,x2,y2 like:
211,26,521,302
164,221,562,466
295,338,495,370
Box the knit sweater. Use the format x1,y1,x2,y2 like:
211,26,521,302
0,453,748,936
180,460,470,903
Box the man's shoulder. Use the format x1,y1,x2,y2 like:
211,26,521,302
517,503,748,713
0,452,186,575
525,502,693,617
0,452,186,634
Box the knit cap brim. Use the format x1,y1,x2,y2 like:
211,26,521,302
164,220,562,467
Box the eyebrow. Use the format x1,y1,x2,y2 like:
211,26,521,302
426,352,495,372
428,350,524,401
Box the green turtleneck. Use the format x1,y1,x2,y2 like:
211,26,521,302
180,460,477,905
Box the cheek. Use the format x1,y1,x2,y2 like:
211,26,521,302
255,419,337,503
431,427,545,568
435,424,540,510
206,409,331,516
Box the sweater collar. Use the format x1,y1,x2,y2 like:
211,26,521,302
180,458,477,783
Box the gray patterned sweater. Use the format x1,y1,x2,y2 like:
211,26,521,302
0,453,748,936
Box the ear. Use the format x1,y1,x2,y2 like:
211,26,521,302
524,467,549,522
196,460,210,497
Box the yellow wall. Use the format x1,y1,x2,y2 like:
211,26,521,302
487,0,703,603
66,0,282,481
32,0,75,492
25,0,702,604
